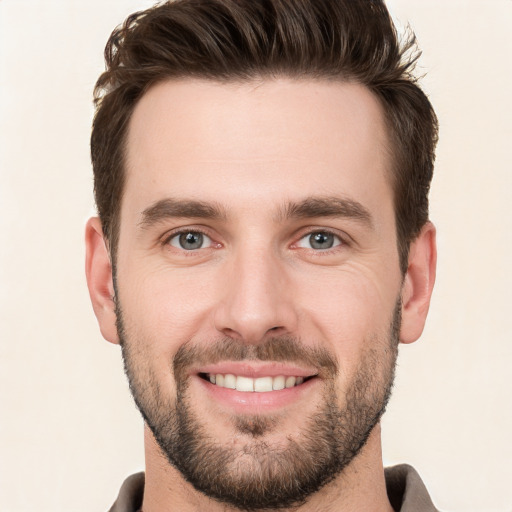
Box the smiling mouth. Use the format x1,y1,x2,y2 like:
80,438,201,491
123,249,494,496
199,373,315,392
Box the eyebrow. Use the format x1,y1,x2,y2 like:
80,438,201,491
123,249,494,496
138,195,373,230
138,198,227,229
278,196,373,227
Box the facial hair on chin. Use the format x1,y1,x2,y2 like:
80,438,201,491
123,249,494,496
116,301,401,511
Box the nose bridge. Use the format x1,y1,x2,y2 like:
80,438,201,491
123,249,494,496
214,240,297,343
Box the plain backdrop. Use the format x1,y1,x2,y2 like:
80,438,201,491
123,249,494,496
0,1,511,511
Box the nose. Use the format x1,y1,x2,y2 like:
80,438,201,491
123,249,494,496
213,247,299,344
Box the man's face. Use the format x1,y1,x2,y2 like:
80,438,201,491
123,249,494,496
114,78,404,509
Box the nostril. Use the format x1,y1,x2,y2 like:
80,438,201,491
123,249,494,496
220,327,244,340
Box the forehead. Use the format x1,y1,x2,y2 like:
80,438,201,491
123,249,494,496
123,78,392,220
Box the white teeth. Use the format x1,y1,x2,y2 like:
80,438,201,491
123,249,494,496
272,375,285,390
207,373,309,392
254,376,273,392
236,376,254,392
224,374,236,389
285,376,296,388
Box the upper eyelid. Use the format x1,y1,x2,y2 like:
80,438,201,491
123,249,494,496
163,229,218,254
299,228,342,238
299,230,342,241
293,232,344,252
161,226,215,243
292,226,351,245
158,225,352,248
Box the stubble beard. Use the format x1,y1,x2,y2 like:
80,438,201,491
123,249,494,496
117,302,400,511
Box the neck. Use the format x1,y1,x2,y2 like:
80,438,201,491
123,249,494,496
141,424,394,512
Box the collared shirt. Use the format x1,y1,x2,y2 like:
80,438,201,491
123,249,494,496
385,464,440,511
109,464,439,511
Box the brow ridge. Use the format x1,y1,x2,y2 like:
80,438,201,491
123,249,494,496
139,198,227,229
138,195,373,230
279,196,373,227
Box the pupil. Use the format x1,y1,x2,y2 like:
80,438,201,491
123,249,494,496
310,232,333,249
180,232,203,250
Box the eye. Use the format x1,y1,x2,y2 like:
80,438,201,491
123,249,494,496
296,231,342,250
168,231,212,250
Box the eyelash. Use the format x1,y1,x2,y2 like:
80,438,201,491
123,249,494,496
161,227,350,254
293,228,348,254
162,228,218,251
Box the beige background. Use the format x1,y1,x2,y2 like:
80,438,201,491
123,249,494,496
0,0,510,510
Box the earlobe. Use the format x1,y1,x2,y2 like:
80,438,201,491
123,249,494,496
85,217,119,344
399,222,437,344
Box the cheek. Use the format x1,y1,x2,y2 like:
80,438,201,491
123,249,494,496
296,266,399,364
118,264,217,348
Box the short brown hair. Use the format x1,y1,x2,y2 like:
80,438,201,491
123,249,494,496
91,0,438,272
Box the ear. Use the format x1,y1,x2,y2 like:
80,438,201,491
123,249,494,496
85,217,119,344
399,221,437,344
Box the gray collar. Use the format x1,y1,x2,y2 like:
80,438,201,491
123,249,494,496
109,464,439,511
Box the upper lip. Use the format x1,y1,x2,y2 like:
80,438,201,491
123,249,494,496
192,361,318,379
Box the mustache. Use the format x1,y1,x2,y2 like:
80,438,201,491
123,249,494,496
173,336,339,381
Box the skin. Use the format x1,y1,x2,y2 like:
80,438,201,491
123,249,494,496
86,78,436,512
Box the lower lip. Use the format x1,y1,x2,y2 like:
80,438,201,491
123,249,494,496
195,375,318,413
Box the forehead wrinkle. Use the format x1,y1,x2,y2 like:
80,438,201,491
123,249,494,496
274,196,374,228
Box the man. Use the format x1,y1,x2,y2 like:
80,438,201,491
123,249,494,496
85,0,439,510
